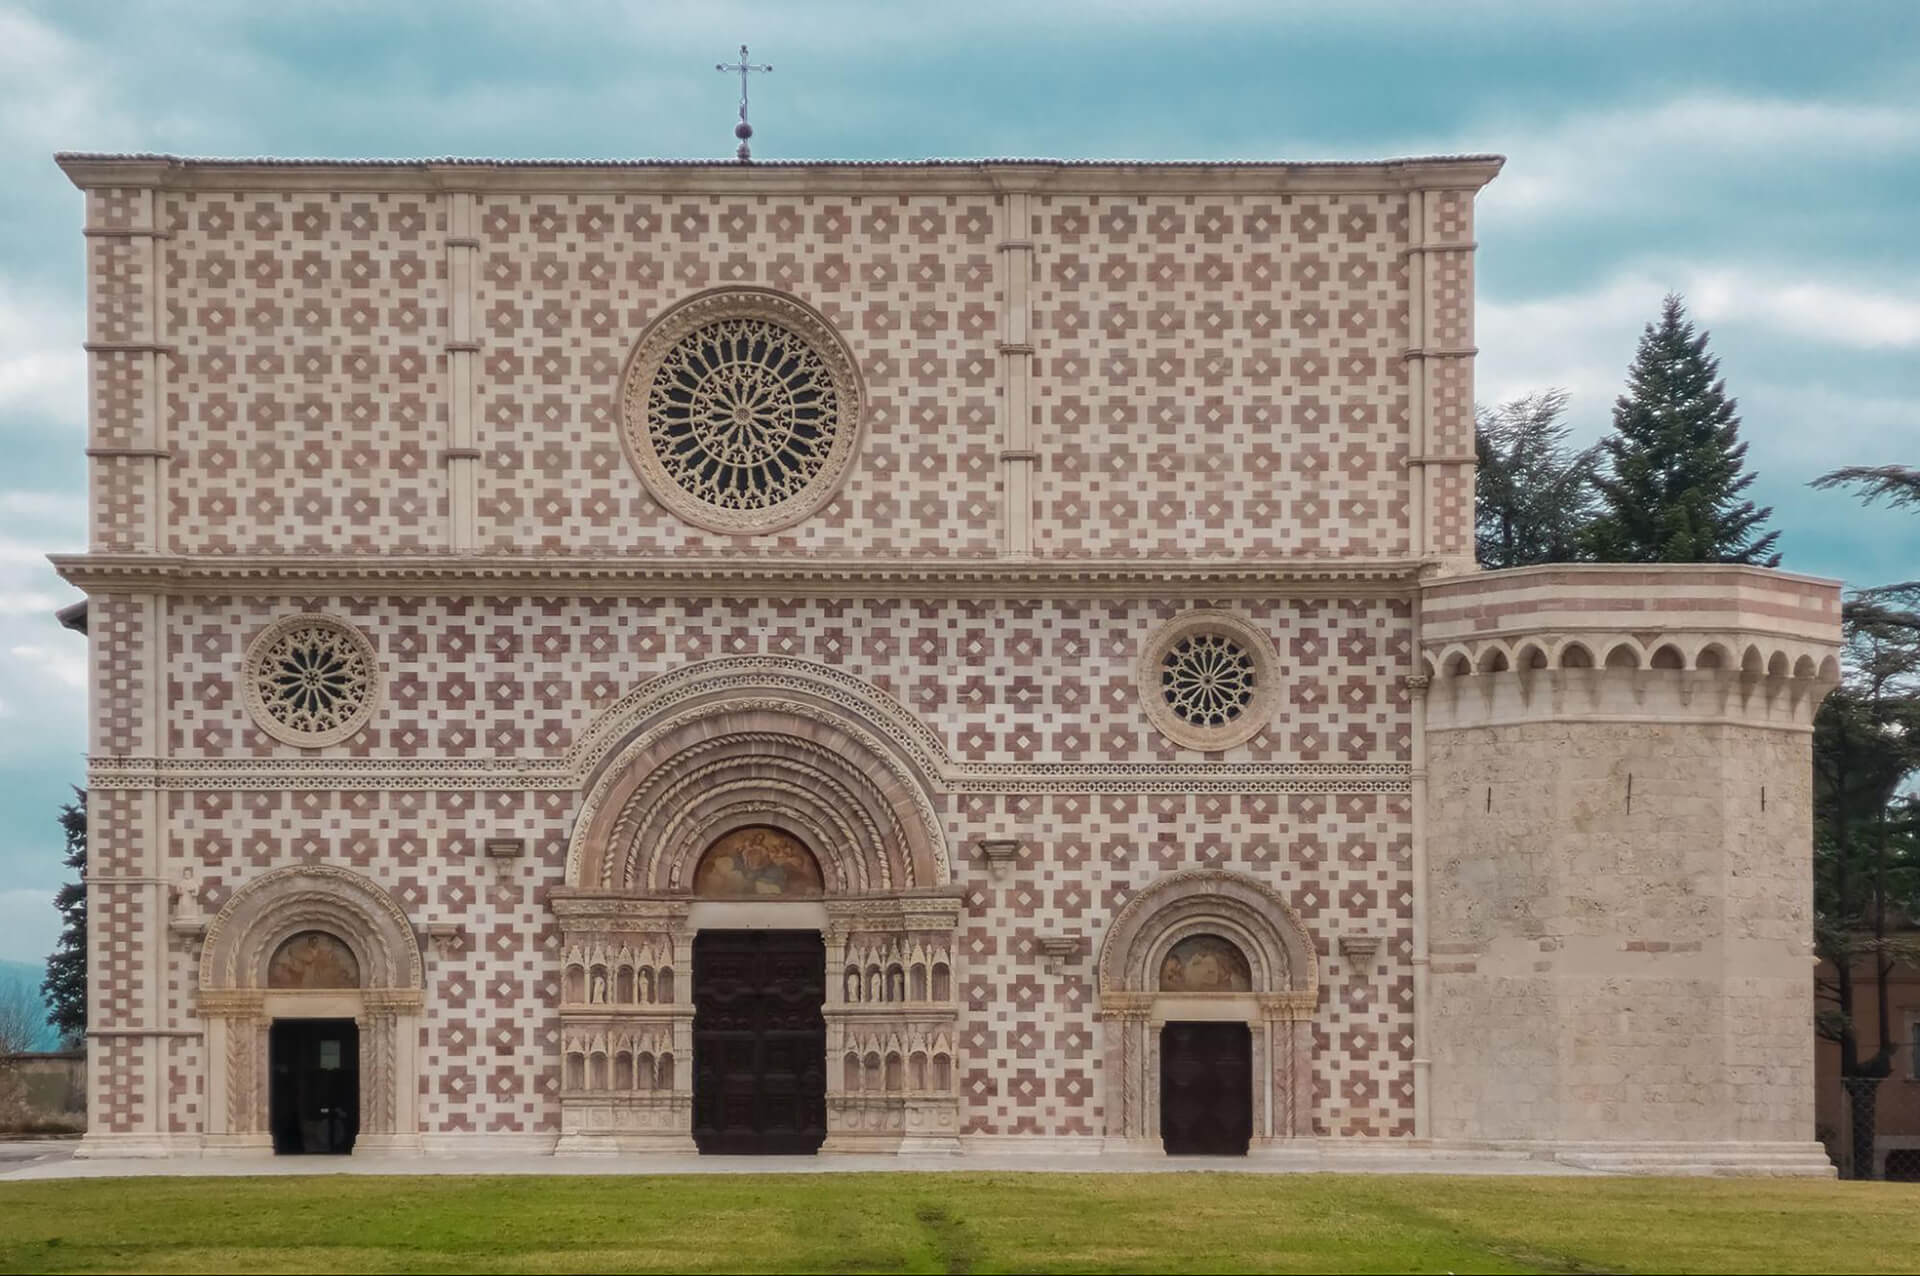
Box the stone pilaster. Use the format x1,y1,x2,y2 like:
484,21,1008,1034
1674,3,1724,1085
992,174,1038,557
1404,186,1480,572
442,185,480,551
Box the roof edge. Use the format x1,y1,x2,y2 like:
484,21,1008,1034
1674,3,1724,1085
54,152,1505,194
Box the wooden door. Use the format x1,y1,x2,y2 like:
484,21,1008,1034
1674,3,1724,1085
1160,1021,1252,1155
693,929,827,1154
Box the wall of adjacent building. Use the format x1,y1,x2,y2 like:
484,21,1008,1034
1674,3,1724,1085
1426,713,1817,1144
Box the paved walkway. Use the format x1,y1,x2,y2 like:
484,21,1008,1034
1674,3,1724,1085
0,1140,1596,1181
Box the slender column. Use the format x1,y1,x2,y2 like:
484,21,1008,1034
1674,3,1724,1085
1408,670,1432,1139
994,180,1037,557
443,189,480,550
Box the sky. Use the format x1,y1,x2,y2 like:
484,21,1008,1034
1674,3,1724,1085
0,1,1915,964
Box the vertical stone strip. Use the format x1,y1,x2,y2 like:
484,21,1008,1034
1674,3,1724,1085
1411,186,1479,570
993,175,1037,557
1405,190,1429,560
1407,670,1432,1138
79,178,177,1149
444,187,480,550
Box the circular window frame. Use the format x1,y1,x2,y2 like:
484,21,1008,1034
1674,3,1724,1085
618,287,866,535
1138,610,1280,751
243,614,382,749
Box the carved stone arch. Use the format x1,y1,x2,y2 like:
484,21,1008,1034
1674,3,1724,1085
196,865,423,1154
565,656,954,787
567,673,949,892
201,864,423,992
1099,869,1318,1001
1097,869,1320,1150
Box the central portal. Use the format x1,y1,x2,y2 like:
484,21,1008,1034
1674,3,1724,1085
692,929,828,1155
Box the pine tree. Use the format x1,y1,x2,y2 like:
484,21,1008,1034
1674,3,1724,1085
41,790,86,1045
1474,389,1599,569
1583,294,1782,566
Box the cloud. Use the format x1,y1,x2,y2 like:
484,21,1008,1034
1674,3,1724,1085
0,7,135,156
1475,95,1920,223
1479,264,1920,412
0,282,86,428
9,643,84,689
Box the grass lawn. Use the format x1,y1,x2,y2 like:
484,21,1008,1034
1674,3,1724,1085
0,1172,1914,1274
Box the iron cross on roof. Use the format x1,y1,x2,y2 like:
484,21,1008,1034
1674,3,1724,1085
717,44,772,162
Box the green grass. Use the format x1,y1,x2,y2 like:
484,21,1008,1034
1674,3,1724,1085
0,1172,1914,1274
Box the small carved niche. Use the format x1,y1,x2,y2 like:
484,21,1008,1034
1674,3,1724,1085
268,930,362,989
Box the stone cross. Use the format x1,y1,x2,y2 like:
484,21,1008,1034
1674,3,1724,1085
716,44,772,162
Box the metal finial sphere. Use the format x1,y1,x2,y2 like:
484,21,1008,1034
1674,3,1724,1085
735,121,753,140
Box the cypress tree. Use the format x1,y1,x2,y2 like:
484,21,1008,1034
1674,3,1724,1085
42,790,87,1045
1584,294,1781,566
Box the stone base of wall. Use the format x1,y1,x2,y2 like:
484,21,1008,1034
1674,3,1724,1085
56,1133,1837,1175
1430,1139,1837,1177
72,1132,191,1158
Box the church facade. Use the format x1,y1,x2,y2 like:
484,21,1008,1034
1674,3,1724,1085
54,152,1842,1171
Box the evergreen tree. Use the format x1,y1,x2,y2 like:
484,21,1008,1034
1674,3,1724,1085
1474,389,1599,569
41,790,86,1045
1583,294,1781,566
1812,464,1920,633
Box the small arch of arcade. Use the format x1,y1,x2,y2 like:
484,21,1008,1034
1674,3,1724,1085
1097,869,1320,1151
553,677,962,1153
196,864,425,1154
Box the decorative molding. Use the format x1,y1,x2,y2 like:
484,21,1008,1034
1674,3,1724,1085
55,154,1509,198
483,837,527,859
48,552,1433,599
1038,936,1083,973
1338,933,1382,961
618,287,866,535
1137,609,1283,752
419,923,465,959
83,341,176,355
86,754,1409,794
977,838,1022,879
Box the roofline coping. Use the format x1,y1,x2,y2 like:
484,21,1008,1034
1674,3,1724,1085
54,152,1505,195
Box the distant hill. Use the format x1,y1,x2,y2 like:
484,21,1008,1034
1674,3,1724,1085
0,959,60,1052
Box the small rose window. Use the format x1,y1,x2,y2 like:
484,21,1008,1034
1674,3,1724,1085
244,615,380,748
1138,611,1279,750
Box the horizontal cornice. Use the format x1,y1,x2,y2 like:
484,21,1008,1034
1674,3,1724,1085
49,553,1430,599
54,153,1506,196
